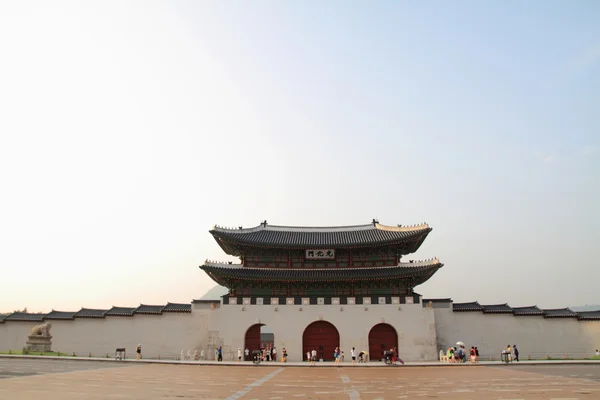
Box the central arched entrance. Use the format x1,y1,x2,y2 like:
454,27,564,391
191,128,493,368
368,323,398,362
302,320,340,362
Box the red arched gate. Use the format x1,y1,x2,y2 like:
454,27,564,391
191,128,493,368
302,321,340,361
368,323,398,362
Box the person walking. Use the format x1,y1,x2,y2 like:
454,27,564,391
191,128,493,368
513,345,519,362
237,348,242,361
311,348,317,366
272,347,277,361
244,347,249,361
136,344,142,360
351,347,356,365
218,346,222,361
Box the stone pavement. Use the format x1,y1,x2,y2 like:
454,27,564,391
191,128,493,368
1,358,600,399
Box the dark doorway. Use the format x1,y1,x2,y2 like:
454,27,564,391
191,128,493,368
302,320,340,361
245,324,275,361
368,323,398,362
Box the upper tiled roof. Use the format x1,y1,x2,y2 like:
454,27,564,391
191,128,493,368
74,308,108,318
512,306,543,316
163,303,192,313
135,304,165,314
482,304,513,314
543,308,578,318
201,259,442,287
210,221,432,254
452,302,483,312
45,310,76,320
4,312,47,321
577,310,600,321
106,307,136,316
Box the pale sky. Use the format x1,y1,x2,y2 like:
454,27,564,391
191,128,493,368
1,1,599,313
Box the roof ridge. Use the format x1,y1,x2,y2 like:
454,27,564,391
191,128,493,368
212,222,429,233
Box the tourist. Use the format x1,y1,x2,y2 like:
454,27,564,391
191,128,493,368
136,344,142,360
244,347,249,361
200,349,205,360
311,348,317,366
334,347,339,364
513,345,519,362
237,348,242,361
506,345,512,362
596,349,600,356
218,346,222,361
447,347,454,363
282,347,288,362
272,346,277,361
469,346,476,363
306,350,311,362
475,347,479,362
351,347,356,365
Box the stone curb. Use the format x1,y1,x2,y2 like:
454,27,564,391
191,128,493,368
1,354,599,367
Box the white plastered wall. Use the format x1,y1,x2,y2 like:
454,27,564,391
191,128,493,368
433,307,600,359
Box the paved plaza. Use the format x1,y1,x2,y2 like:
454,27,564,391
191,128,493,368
0,358,599,399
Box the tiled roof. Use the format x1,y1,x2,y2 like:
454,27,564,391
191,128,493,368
422,298,452,303
512,306,543,316
543,308,578,318
210,221,432,254
45,310,77,320
106,306,136,316
482,304,513,314
201,259,443,287
74,308,108,318
577,311,600,321
452,302,483,312
4,312,47,321
163,303,191,313
192,299,220,304
134,304,165,314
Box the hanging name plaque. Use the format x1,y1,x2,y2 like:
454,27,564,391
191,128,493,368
305,249,335,260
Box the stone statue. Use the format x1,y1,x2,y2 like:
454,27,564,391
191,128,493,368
26,322,52,352
30,322,52,336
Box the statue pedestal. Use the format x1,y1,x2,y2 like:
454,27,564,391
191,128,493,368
26,335,52,352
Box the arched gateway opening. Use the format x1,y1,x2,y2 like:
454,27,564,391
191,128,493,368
244,324,275,361
368,323,398,362
302,321,340,362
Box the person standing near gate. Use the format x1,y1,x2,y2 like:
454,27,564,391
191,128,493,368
136,344,142,360
272,346,277,361
244,347,249,361
217,346,222,361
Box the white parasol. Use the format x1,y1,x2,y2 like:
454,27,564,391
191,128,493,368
456,341,465,347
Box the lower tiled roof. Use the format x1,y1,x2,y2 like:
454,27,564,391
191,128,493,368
512,306,543,316
422,298,452,303
45,310,77,320
106,307,136,316
543,308,578,318
163,303,191,313
4,312,46,321
135,304,165,314
452,302,482,312
577,311,600,321
482,304,513,314
74,308,108,318
200,261,443,287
